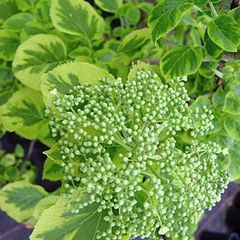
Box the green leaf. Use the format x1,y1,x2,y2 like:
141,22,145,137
0,0,19,25
50,0,105,39
13,34,67,90
4,166,20,181
0,30,19,61
118,28,151,55
125,5,141,25
41,61,114,107
14,144,25,158
223,91,240,116
194,0,208,6
207,15,240,52
212,87,225,109
160,46,202,79
16,0,39,11
43,144,62,164
0,66,17,106
229,145,240,181
43,158,64,181
0,154,16,167
94,0,122,12
0,87,50,141
94,49,117,63
0,181,48,223
228,6,240,24
224,115,240,141
3,13,36,31
30,199,108,240
198,61,218,79
204,31,223,57
33,195,59,221
148,0,193,44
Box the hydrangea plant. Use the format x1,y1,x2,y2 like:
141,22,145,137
0,0,239,239
26,62,229,240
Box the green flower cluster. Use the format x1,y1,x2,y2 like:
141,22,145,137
47,69,229,240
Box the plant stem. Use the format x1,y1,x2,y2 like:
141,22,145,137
209,2,218,18
20,141,35,174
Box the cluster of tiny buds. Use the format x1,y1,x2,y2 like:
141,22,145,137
47,68,229,240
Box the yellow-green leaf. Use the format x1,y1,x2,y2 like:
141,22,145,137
160,46,202,79
207,15,240,52
94,0,122,12
30,199,109,240
50,0,105,39
0,181,48,223
148,0,193,44
41,61,114,107
13,34,67,90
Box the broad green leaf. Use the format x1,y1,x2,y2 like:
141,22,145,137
20,22,49,41
41,61,114,107
30,199,108,240
94,49,117,63
198,61,218,79
118,28,151,54
94,0,122,12
0,30,19,61
0,153,16,167
228,6,240,24
194,0,208,5
4,166,20,181
229,146,240,181
50,0,105,39
224,115,240,141
0,181,48,223
148,0,193,44
33,195,59,221
0,66,17,106
16,0,39,11
14,144,25,158
125,5,141,25
43,144,62,164
160,46,202,79
43,158,64,181
204,31,223,57
223,91,240,115
13,34,67,90
137,2,154,14
0,0,19,25
207,15,240,52
3,13,36,30
33,0,51,23
222,60,240,91
0,87,50,141
212,87,225,109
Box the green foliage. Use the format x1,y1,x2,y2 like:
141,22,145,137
0,87,51,143
94,0,122,13
30,199,108,240
0,181,46,223
13,34,67,90
50,0,105,39
40,62,228,240
160,46,202,79
207,15,240,52
0,144,36,186
148,0,193,45
0,0,240,239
